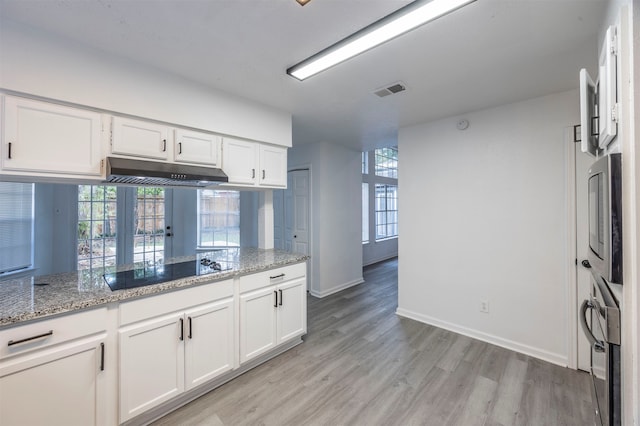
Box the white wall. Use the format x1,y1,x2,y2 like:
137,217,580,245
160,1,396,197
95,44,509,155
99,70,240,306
363,238,398,266
397,90,578,366
288,142,363,297
600,1,638,424
0,20,291,147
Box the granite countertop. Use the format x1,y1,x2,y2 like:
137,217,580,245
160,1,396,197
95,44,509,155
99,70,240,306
0,247,309,328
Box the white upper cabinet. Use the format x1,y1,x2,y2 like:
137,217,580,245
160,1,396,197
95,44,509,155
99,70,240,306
222,137,287,188
174,128,221,167
259,144,287,187
111,116,169,160
1,95,103,178
222,137,259,185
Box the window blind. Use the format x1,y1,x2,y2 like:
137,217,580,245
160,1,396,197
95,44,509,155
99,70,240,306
0,182,34,274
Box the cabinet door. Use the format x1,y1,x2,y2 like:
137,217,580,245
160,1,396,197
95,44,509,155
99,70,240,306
184,298,234,390
222,137,258,186
0,335,106,426
259,144,287,188
111,116,169,160
2,96,103,176
119,313,184,422
175,129,221,166
239,286,277,363
277,278,307,344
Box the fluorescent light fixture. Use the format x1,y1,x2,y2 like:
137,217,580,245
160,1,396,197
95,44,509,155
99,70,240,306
287,0,476,81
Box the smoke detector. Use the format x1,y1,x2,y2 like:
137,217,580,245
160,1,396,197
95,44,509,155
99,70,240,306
373,82,407,98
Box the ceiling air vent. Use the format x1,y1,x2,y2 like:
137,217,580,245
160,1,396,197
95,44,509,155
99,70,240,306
373,82,407,98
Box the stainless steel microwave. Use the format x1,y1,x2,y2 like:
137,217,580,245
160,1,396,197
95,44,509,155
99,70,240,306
587,153,623,285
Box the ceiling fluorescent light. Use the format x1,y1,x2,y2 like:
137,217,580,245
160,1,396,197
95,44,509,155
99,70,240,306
287,0,476,81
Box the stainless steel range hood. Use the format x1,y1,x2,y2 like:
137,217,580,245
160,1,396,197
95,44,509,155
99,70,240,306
105,157,228,187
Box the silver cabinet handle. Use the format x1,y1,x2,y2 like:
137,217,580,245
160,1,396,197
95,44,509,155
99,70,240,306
8,330,53,346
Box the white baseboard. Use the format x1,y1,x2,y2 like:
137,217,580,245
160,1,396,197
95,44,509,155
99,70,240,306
310,277,364,298
395,307,569,368
363,254,398,267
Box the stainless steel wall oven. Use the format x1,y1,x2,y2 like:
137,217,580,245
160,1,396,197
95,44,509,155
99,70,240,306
580,274,621,426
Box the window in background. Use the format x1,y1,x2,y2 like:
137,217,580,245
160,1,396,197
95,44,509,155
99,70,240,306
133,187,165,265
198,190,240,248
362,183,369,243
375,184,398,240
78,185,117,270
0,182,34,274
374,147,398,179
362,151,369,174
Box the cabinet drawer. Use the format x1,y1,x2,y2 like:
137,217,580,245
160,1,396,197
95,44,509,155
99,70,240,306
0,307,108,360
239,263,306,294
119,280,234,326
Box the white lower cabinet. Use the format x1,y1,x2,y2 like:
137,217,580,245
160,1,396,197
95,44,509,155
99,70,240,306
240,263,307,363
184,299,234,390
119,312,185,422
0,308,108,426
118,282,235,423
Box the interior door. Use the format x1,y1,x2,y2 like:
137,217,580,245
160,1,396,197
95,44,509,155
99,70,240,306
286,170,310,256
576,142,594,371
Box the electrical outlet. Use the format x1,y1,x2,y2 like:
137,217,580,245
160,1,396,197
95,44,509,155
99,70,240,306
480,300,490,313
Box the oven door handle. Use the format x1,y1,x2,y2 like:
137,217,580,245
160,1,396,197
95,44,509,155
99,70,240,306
580,299,606,353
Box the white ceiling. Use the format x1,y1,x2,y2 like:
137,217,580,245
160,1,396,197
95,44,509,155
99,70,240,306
0,0,607,150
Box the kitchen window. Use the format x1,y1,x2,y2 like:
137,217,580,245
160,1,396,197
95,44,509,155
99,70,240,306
0,182,34,274
198,190,240,248
375,184,398,240
77,185,117,270
133,187,165,265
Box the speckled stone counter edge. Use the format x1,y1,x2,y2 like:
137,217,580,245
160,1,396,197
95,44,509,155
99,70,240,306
0,248,309,328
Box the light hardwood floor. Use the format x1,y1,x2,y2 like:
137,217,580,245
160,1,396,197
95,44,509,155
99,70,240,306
152,258,594,426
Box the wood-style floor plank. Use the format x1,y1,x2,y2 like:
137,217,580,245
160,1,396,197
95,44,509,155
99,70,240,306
152,258,593,426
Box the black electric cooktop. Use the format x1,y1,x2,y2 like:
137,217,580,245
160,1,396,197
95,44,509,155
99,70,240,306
103,257,231,291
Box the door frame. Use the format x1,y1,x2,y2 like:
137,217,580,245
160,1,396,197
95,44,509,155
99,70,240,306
565,126,578,370
566,125,595,371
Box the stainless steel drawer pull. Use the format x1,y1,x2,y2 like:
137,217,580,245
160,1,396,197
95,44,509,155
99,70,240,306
270,273,285,280
7,330,53,347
